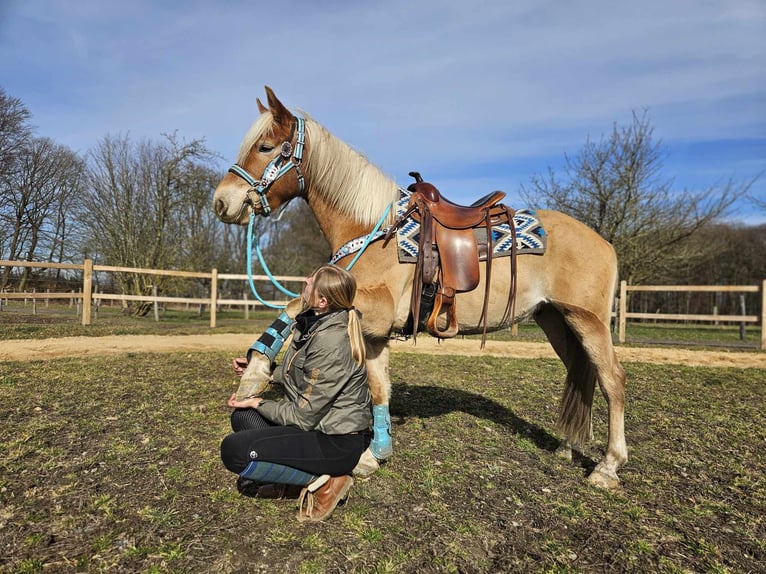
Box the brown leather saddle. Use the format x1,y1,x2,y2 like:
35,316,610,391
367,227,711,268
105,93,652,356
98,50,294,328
385,172,518,347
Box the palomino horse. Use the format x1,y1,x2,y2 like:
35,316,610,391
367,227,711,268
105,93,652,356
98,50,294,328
213,86,627,488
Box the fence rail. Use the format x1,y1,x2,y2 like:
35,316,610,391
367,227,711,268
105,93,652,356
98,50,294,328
0,259,299,327
2,259,765,349
617,280,766,349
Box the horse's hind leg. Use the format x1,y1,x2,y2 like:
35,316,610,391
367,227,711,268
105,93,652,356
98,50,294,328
535,302,627,488
565,306,627,487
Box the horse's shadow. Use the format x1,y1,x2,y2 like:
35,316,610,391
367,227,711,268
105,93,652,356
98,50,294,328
389,381,596,472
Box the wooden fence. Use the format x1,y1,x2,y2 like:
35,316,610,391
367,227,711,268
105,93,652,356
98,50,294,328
0,259,300,328
2,259,765,349
617,280,766,349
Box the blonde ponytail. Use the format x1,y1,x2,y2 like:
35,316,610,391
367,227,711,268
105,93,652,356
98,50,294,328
308,264,366,366
347,308,366,366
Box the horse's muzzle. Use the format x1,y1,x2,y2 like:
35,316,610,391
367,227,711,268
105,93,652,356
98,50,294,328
214,196,252,224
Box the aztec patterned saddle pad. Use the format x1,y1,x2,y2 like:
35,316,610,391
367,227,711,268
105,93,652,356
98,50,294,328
329,188,547,265
392,188,547,264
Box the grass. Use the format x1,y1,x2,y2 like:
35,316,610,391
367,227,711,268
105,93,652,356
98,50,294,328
1,351,764,573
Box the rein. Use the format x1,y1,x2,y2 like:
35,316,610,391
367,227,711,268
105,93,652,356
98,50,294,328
245,202,395,309
246,212,299,309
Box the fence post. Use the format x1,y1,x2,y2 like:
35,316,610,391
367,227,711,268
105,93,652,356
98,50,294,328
82,259,93,325
618,280,627,343
761,279,765,350
739,294,747,340
244,292,249,320
210,268,218,328
153,285,160,322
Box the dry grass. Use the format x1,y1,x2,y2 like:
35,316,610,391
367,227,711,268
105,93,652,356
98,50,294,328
1,351,764,573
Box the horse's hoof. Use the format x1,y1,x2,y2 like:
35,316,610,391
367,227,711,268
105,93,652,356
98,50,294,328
352,448,380,479
555,444,573,462
369,437,393,461
587,468,620,489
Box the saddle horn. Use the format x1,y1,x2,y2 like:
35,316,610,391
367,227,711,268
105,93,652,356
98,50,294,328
407,171,439,202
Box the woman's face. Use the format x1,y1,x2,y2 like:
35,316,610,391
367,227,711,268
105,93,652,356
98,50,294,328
302,275,316,306
302,274,327,313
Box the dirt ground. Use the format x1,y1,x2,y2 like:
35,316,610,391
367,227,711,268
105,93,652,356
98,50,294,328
1,332,764,368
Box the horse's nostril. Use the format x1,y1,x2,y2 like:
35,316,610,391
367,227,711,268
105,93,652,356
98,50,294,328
214,198,226,217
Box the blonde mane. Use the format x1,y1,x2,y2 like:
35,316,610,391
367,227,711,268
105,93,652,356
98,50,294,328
238,111,400,227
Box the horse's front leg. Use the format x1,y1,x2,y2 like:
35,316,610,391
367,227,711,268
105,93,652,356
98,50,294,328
236,300,302,399
351,283,397,478
354,338,393,477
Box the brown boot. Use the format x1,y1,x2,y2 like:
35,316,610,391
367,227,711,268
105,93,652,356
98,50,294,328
256,483,303,499
296,475,353,522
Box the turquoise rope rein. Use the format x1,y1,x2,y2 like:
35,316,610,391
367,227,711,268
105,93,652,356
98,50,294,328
246,201,394,309
246,214,292,309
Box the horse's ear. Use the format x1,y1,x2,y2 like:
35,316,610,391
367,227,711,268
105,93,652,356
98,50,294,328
263,85,293,125
256,98,268,114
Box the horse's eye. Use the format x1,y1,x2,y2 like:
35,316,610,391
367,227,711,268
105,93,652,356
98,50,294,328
258,144,275,153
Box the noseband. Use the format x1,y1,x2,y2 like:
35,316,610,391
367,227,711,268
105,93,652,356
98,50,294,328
228,117,306,216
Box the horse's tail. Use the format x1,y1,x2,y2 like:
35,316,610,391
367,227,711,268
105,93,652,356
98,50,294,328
534,302,597,447
556,337,597,447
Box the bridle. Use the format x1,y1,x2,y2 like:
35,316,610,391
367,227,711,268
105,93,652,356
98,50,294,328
229,114,391,309
228,117,306,217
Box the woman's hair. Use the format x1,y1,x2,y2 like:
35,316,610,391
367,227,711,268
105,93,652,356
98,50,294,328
307,264,366,365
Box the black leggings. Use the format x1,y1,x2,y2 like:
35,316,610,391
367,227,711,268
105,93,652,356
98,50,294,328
220,409,367,476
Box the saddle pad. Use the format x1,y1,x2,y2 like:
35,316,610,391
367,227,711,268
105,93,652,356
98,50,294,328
394,189,547,264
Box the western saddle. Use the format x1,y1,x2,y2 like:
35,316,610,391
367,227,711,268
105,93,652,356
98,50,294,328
385,172,518,347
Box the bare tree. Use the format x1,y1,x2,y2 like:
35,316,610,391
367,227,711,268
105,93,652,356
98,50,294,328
45,154,85,267
0,137,84,290
261,200,330,276
521,111,755,284
0,87,32,178
748,184,766,215
0,88,34,261
79,133,219,315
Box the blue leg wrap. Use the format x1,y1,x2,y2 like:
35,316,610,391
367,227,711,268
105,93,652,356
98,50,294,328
239,461,317,486
369,404,393,460
247,311,294,363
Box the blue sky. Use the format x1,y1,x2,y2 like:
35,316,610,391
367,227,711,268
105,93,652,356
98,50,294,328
1,0,765,223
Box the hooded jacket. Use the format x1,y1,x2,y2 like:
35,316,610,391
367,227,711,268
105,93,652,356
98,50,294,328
256,309,372,435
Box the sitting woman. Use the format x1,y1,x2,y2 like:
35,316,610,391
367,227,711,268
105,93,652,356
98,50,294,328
220,264,371,522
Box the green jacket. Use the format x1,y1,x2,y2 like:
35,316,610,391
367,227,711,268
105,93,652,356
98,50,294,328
257,309,372,435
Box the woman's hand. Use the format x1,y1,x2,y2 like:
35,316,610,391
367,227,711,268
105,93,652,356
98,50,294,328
227,393,264,410
232,357,248,377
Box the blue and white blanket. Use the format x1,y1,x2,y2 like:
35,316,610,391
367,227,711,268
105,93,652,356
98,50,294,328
392,189,547,263
329,188,547,265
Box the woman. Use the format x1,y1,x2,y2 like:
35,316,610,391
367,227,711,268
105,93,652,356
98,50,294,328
220,264,371,522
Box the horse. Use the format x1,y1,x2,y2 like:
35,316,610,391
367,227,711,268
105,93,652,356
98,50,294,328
213,86,627,488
